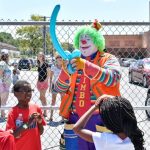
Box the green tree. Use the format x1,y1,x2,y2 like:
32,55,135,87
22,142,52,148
0,32,18,46
61,42,74,52
16,15,52,55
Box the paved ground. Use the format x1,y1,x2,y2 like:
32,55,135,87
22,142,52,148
0,66,150,149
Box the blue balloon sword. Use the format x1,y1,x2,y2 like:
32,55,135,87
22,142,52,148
49,5,81,74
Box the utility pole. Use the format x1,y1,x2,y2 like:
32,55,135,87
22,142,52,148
149,1,150,30
43,16,47,55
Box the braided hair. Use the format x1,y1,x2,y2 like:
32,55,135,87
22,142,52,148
99,96,145,150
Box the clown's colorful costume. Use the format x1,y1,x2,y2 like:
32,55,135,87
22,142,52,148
54,20,121,150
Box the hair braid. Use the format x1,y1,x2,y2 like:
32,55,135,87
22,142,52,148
99,97,145,150
120,98,145,150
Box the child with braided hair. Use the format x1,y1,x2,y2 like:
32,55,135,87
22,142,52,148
73,95,145,150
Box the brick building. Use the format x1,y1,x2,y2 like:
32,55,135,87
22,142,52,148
105,31,150,59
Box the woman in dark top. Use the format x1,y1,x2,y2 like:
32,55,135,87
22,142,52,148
37,52,50,117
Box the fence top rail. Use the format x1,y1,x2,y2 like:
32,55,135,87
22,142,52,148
0,21,150,26
0,106,150,110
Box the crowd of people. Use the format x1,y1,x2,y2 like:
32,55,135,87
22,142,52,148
0,51,63,150
0,20,146,150
0,50,63,122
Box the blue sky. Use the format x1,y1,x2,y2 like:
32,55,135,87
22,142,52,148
0,0,150,21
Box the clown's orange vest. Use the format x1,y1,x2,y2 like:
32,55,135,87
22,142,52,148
59,52,120,119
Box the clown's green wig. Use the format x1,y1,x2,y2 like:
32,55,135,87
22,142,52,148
73,24,105,52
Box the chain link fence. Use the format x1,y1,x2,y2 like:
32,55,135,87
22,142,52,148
0,21,150,149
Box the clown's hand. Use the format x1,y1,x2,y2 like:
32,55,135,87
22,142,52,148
70,58,86,70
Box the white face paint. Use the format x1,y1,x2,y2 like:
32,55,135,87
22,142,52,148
79,34,98,57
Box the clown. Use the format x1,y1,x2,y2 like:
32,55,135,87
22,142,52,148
54,20,121,150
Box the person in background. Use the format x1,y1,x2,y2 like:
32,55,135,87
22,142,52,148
12,67,20,85
49,53,63,122
37,52,50,117
6,80,46,150
0,129,16,150
0,49,11,121
73,95,145,150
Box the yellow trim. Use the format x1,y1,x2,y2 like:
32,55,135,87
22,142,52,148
92,69,101,80
96,125,112,133
64,124,74,130
60,95,70,114
64,124,112,133
96,86,103,96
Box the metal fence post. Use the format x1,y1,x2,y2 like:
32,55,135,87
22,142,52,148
43,16,47,55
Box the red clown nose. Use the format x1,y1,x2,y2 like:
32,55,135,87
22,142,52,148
81,40,87,44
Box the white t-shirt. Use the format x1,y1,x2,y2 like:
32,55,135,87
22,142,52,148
51,64,61,84
92,132,134,150
0,61,11,86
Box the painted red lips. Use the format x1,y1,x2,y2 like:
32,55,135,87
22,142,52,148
81,46,91,50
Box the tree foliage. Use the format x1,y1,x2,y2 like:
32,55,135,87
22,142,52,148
0,17,74,57
61,42,74,52
16,14,52,55
0,32,18,46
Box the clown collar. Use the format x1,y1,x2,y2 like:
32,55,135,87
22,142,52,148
81,51,98,60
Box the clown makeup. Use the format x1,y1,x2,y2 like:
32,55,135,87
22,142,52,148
79,34,98,57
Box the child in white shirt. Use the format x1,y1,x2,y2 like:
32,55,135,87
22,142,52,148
73,95,145,150
12,69,19,85
49,53,63,122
